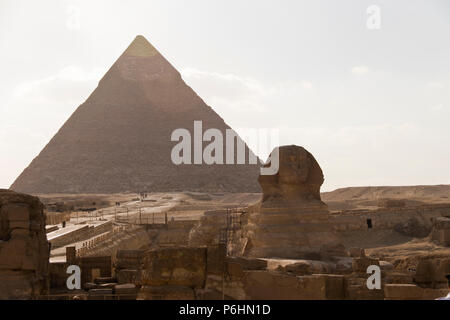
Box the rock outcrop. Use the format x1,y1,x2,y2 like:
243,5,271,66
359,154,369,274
0,190,49,299
431,217,450,246
242,145,344,259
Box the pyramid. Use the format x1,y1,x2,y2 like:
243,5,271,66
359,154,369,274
11,36,261,194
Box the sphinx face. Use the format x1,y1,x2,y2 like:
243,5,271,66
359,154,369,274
258,145,324,202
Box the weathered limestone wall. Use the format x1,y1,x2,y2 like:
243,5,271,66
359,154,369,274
413,256,450,288
189,203,260,252
243,271,345,300
139,247,206,299
330,204,450,235
328,204,450,248
430,216,450,246
45,211,70,226
189,210,228,246
108,245,449,300
384,284,448,300
154,220,197,247
0,190,49,299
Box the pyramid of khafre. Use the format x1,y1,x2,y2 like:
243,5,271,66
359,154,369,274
11,35,261,194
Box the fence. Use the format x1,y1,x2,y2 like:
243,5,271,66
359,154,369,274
219,208,245,254
115,211,169,226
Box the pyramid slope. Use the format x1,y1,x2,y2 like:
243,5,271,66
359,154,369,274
11,36,261,194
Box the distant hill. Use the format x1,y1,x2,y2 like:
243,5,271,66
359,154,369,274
321,185,450,211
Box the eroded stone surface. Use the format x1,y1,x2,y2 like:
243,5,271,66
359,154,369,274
0,189,49,299
242,146,343,259
259,145,324,203
141,247,206,288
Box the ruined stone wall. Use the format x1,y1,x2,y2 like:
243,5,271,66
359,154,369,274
108,244,450,300
188,210,228,246
45,211,71,226
330,204,450,237
430,217,450,246
0,190,49,299
154,220,197,247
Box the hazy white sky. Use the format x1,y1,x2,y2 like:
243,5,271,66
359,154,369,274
1,0,449,191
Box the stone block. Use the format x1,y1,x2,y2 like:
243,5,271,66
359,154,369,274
10,228,29,237
414,257,450,286
114,283,137,299
98,283,116,289
226,256,267,270
195,288,231,300
9,220,29,229
296,275,327,299
226,262,244,278
243,271,328,300
379,260,394,271
422,288,449,300
352,257,379,273
115,250,146,270
141,247,206,288
346,284,384,300
88,288,113,299
3,204,30,221
348,247,366,258
83,282,98,290
94,277,116,284
0,271,34,299
315,274,345,299
117,249,146,259
384,284,423,300
117,269,141,285
441,229,450,246
206,245,226,275
139,285,195,300
0,239,27,270
384,272,413,284
281,260,334,275
0,190,49,299
335,257,353,273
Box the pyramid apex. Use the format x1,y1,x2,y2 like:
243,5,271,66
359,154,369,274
123,35,159,57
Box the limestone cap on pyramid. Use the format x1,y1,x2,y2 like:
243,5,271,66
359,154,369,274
122,35,160,58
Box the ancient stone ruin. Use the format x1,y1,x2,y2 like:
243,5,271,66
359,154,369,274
10,35,260,194
242,145,343,259
0,190,49,299
5,143,449,300
4,34,450,301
